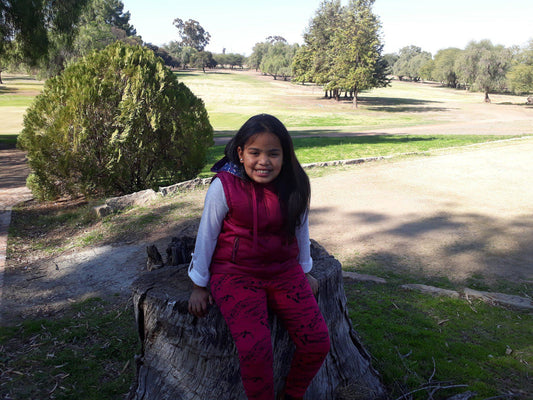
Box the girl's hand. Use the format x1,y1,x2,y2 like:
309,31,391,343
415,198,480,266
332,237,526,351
188,285,214,317
306,273,319,296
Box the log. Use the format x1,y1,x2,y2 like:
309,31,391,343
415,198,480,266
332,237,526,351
128,240,387,400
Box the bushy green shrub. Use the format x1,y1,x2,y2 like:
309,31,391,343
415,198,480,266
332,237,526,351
18,42,213,200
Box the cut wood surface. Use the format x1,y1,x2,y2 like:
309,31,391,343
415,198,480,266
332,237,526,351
128,240,386,400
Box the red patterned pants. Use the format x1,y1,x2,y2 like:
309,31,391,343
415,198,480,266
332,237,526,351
210,267,330,400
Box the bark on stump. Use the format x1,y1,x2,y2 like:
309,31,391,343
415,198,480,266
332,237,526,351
128,240,387,400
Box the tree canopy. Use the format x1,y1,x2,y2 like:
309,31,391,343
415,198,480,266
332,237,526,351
455,40,512,102
0,0,88,66
0,0,139,78
172,18,210,51
18,42,213,199
432,48,462,88
260,41,298,80
290,0,388,106
507,39,533,95
392,45,432,82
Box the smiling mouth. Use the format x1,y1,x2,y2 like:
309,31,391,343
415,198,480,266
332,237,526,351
255,169,271,175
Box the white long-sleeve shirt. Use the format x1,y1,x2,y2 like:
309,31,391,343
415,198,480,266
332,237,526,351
188,177,313,287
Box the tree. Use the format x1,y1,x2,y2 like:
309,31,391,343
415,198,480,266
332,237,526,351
260,41,298,80
507,39,533,95
455,40,512,102
507,64,533,94
248,41,271,71
291,0,387,103
331,0,388,107
216,53,245,69
73,0,138,57
0,0,88,79
145,43,180,68
294,0,343,91
418,58,434,81
382,53,399,74
173,18,210,51
392,45,432,81
192,50,217,72
291,45,314,84
18,42,213,200
433,48,462,87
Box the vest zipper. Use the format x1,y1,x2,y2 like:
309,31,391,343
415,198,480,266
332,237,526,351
231,237,239,263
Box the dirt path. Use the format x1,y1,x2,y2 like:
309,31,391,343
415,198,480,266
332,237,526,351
0,149,33,323
309,139,533,284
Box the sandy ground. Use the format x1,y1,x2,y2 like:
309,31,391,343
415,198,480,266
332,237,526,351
309,139,533,283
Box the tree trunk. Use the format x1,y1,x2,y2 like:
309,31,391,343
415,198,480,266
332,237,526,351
484,91,491,103
128,240,387,400
353,88,359,108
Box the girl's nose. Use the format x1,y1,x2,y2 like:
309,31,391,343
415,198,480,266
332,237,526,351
258,154,270,165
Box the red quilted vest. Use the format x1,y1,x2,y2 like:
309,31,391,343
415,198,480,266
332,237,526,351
210,171,300,278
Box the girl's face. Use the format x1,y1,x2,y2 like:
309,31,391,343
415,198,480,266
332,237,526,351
237,132,283,184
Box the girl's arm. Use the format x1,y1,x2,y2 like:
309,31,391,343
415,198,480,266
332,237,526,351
188,178,228,287
296,209,313,273
296,210,319,295
188,178,228,317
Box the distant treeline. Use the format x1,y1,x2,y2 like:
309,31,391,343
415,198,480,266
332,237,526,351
2,0,531,99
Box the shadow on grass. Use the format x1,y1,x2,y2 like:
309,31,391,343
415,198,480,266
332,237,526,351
173,71,201,78
1,75,38,82
315,95,450,112
291,135,436,147
311,206,533,294
358,96,450,113
0,86,18,94
359,97,442,107
175,70,232,78
4,198,204,322
0,134,18,149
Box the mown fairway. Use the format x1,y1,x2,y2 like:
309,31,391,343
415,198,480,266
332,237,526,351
177,70,440,132
0,75,44,146
175,69,530,135
2,69,529,144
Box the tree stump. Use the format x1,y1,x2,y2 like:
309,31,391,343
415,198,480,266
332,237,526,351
128,240,387,400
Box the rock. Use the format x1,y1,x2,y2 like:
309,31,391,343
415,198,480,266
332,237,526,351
343,271,387,284
106,189,158,211
159,178,211,197
463,288,533,310
401,284,460,298
93,204,113,218
93,189,158,218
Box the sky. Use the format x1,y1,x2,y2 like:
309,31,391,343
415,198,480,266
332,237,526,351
123,0,532,56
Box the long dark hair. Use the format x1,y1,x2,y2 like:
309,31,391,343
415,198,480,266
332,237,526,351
224,114,310,236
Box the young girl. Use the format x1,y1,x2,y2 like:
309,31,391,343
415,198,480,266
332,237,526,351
188,114,330,400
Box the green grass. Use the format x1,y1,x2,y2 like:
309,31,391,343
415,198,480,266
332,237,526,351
0,74,44,141
345,281,532,399
175,71,446,131
199,134,527,176
0,298,139,400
